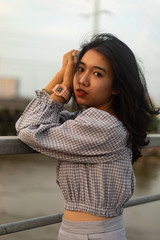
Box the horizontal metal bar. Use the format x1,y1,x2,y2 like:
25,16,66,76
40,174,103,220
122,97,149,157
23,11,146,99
124,193,160,208
0,134,160,155
0,194,160,236
0,136,37,155
147,134,160,148
0,213,63,236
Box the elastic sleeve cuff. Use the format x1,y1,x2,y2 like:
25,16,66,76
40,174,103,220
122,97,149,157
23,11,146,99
35,90,64,110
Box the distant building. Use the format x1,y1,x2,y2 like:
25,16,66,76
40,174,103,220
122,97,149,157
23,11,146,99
0,77,19,99
0,77,30,110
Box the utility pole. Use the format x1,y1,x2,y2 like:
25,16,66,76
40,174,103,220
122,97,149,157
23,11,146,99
82,0,112,36
93,0,100,35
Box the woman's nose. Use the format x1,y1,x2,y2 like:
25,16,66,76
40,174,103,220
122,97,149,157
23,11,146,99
79,72,90,87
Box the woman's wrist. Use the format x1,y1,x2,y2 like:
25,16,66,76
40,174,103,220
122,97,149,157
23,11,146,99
50,93,66,104
41,87,68,104
50,84,71,104
42,82,72,103
42,88,51,95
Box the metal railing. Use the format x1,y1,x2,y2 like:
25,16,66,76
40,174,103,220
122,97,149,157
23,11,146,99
0,194,160,236
0,134,160,155
0,134,160,236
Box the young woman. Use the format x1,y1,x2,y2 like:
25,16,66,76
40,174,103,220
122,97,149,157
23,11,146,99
16,33,159,240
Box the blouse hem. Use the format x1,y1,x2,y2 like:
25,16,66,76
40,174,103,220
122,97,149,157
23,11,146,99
64,202,123,218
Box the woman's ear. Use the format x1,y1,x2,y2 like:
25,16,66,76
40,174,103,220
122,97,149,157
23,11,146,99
112,88,120,95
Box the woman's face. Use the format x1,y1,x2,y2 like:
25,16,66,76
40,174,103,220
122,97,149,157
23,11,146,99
73,49,117,113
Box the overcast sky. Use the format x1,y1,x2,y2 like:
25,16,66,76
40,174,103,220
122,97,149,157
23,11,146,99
0,0,160,105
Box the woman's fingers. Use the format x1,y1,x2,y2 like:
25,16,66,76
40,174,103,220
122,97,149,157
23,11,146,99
71,50,79,62
63,50,79,88
62,50,79,68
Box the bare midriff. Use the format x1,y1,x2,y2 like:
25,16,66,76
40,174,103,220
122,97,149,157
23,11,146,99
64,209,112,222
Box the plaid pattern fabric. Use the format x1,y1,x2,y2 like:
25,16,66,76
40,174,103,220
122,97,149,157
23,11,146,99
16,90,135,217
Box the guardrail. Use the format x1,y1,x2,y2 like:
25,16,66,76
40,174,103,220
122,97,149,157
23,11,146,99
0,134,160,236
0,193,160,236
0,134,160,155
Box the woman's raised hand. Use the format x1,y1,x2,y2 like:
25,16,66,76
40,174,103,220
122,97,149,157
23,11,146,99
62,50,79,91
44,50,79,95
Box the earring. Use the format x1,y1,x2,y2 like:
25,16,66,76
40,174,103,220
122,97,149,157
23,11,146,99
112,88,120,95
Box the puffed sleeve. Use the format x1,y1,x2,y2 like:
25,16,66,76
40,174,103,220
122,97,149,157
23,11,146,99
16,90,128,163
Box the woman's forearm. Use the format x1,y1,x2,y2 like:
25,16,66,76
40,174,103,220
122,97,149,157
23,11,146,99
42,50,79,104
42,68,66,104
44,68,65,93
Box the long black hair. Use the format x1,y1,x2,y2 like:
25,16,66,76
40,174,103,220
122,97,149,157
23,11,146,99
77,33,159,164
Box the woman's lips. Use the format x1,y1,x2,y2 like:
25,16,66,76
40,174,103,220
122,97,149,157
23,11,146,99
76,88,87,97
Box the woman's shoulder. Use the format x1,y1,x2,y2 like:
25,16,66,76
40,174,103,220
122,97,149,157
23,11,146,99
59,109,81,123
80,107,122,127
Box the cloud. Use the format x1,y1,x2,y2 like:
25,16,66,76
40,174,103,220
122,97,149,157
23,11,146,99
0,0,18,16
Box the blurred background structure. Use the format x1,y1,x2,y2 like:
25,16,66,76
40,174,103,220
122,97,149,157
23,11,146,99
0,77,18,99
0,0,160,135
1,0,160,134
1,0,160,135
0,0,160,103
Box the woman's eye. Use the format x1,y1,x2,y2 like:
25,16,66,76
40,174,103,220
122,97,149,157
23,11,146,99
94,72,102,77
78,67,84,72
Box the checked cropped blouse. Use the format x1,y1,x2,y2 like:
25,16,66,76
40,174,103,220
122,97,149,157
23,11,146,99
16,90,135,217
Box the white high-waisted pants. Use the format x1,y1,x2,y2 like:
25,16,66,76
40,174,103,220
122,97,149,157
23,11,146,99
58,214,127,240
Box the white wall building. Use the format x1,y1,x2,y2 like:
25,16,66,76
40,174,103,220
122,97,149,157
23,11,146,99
0,77,19,99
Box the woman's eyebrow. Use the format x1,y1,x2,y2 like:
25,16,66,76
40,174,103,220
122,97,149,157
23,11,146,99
78,61,85,66
93,66,106,73
79,61,106,73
